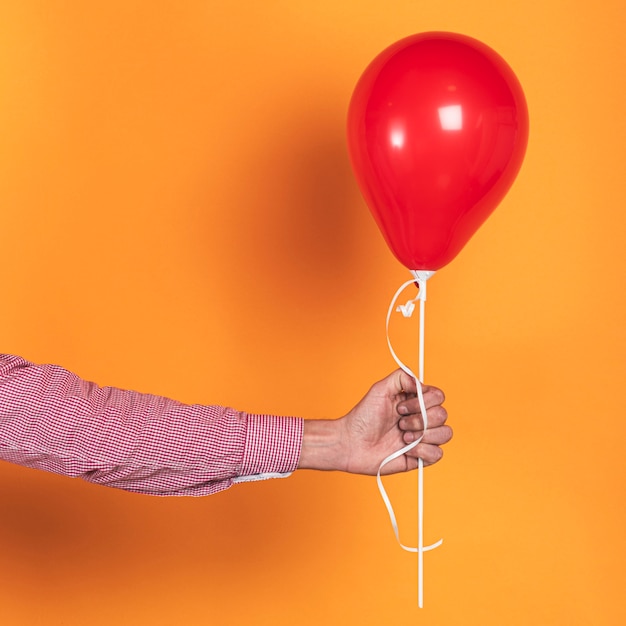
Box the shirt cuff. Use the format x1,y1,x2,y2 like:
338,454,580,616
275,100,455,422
234,414,303,483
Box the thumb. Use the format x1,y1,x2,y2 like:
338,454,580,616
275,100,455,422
382,369,418,396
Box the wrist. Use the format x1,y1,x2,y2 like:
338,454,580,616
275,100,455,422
297,419,346,472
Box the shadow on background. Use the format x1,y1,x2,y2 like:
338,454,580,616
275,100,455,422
0,460,351,594
210,107,369,315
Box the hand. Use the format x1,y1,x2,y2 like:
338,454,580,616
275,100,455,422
297,370,452,475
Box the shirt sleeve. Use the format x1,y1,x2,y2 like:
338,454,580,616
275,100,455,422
0,354,303,496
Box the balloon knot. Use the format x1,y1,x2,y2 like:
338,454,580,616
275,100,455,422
396,301,416,317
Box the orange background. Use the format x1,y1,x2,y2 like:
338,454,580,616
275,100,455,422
1,2,624,625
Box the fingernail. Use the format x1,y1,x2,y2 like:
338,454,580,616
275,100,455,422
398,404,408,415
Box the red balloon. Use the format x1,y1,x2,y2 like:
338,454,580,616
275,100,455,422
347,32,529,271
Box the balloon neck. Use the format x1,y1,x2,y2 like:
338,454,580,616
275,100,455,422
410,270,436,282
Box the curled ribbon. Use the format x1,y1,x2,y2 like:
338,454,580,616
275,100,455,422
377,275,442,608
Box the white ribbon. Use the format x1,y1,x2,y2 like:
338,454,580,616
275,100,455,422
377,274,442,608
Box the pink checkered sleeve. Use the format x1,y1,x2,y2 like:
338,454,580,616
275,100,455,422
0,354,303,496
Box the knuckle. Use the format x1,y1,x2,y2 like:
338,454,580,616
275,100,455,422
425,387,445,407
427,386,445,403
440,425,453,443
419,443,444,464
424,405,447,426
430,445,444,463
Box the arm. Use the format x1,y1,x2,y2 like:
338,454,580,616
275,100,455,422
0,354,302,496
0,355,451,496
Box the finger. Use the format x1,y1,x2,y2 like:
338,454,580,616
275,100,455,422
421,385,445,405
404,444,444,469
396,389,445,424
398,385,445,411
403,424,453,446
398,405,448,431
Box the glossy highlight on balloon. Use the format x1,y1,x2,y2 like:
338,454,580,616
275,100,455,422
347,32,529,271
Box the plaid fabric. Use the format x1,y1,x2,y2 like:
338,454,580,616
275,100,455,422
0,354,303,496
